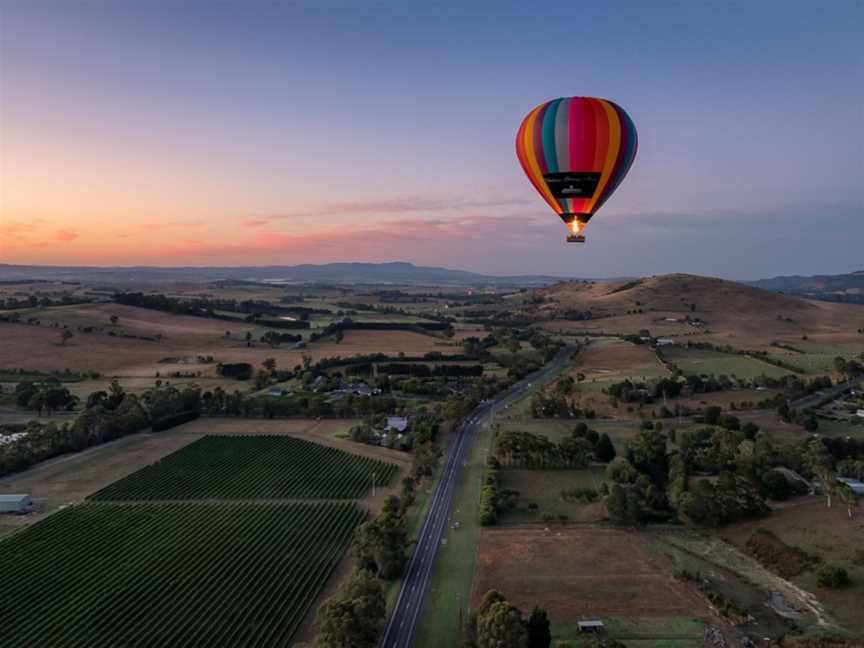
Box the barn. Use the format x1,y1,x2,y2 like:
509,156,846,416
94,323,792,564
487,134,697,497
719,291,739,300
0,494,32,513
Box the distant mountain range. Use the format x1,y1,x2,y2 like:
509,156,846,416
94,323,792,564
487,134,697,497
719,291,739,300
0,262,570,286
747,270,864,304
2,263,862,297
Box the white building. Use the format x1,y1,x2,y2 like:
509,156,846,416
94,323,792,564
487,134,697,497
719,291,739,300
655,339,675,347
385,416,409,433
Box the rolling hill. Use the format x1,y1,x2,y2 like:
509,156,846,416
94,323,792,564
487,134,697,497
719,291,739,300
534,274,864,347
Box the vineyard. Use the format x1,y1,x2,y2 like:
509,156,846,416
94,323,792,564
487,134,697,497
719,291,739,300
90,435,398,501
0,501,365,647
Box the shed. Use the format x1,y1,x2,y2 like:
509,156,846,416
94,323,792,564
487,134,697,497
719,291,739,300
655,338,675,347
0,494,32,513
577,620,604,633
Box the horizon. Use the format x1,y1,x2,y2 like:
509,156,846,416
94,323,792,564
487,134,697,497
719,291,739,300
1,258,861,283
2,1,862,279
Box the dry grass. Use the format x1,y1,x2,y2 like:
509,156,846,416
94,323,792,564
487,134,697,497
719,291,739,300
0,309,443,377
720,500,864,636
471,527,710,620
539,275,864,350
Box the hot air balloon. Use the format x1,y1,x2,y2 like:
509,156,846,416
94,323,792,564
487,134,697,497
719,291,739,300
516,97,637,243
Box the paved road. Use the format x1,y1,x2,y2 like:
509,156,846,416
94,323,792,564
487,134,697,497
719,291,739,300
380,346,576,648
788,378,860,411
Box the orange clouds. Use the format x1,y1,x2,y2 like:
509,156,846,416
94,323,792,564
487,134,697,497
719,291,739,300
56,230,79,242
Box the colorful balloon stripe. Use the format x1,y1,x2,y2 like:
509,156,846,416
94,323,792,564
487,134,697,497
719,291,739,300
516,96,637,224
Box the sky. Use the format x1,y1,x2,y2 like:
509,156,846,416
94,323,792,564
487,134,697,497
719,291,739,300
1,1,862,279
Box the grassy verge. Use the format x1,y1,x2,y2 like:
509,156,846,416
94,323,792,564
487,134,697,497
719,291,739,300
383,431,451,612
412,414,494,648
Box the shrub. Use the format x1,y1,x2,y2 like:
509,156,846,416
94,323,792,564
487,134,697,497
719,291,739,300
817,565,851,589
151,410,199,432
216,362,253,380
745,529,817,578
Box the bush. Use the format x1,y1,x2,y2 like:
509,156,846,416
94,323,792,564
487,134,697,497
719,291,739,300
216,362,253,380
745,529,817,578
151,410,199,432
762,470,793,501
817,565,851,589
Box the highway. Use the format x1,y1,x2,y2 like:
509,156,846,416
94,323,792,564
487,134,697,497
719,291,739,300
380,345,576,648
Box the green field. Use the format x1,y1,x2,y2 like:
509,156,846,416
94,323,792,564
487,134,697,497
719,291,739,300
90,435,398,501
0,501,364,648
553,617,705,647
663,347,794,379
499,465,608,524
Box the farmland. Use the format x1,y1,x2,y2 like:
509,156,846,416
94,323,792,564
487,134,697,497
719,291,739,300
470,527,715,644
3,271,863,646
0,501,364,648
662,346,794,379
91,435,398,501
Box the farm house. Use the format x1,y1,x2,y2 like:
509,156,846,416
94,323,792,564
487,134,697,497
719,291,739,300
0,494,32,513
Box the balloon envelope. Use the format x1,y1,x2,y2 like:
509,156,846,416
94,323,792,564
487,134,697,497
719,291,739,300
515,96,637,236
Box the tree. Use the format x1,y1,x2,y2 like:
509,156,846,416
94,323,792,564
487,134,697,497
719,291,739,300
254,370,270,390
60,329,74,346
836,484,858,518
109,314,119,325
814,464,835,508
626,427,669,487
263,357,277,373
354,504,408,580
595,433,616,463
606,483,638,526
316,569,385,648
106,379,126,410
526,607,551,648
476,599,527,648
606,457,638,485
245,331,252,347
261,332,282,348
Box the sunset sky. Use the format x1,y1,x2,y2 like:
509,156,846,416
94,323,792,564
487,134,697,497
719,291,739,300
1,1,862,279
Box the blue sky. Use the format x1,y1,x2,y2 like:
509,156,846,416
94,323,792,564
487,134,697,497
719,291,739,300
1,1,861,278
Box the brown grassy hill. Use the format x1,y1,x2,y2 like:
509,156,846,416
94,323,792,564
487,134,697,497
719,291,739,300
537,274,864,347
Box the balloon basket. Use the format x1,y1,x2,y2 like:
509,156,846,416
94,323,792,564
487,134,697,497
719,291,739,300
566,234,586,243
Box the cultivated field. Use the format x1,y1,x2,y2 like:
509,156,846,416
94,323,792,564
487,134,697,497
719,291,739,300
0,501,364,647
90,435,398,501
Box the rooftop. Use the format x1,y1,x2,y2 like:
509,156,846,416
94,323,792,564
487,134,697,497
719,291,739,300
0,494,30,502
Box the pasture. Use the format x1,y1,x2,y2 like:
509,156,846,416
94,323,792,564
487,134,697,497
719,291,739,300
0,501,364,648
90,435,398,501
0,304,446,377
498,466,607,524
662,347,794,379
470,527,715,642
